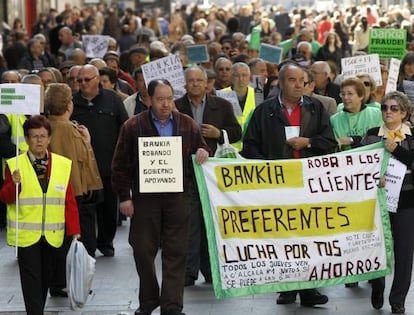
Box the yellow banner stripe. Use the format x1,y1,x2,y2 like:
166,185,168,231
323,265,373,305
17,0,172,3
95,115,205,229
215,161,303,192
217,200,376,238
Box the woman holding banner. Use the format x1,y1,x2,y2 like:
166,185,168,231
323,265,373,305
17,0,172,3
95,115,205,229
0,115,80,315
361,91,414,314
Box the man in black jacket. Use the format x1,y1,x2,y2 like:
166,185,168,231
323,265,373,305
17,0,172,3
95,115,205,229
242,63,337,307
71,64,129,257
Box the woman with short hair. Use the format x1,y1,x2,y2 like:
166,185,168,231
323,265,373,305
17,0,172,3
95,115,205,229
362,91,414,314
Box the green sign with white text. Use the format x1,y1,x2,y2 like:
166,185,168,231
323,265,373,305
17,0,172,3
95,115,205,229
368,29,406,60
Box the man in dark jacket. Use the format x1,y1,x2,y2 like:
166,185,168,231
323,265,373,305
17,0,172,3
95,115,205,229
175,66,241,286
111,79,209,315
71,64,128,257
17,38,52,71
242,63,337,307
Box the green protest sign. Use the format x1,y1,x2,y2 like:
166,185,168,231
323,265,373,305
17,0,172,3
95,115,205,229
368,29,406,59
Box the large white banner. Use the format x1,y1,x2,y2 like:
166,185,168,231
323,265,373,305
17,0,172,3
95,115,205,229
193,143,393,299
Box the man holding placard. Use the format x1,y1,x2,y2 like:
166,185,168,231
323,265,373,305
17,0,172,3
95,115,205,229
242,63,337,307
111,79,209,315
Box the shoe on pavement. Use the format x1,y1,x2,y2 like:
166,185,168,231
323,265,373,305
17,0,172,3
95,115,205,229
391,304,405,314
49,288,68,297
135,304,159,315
98,247,114,257
300,289,328,306
184,277,195,287
370,279,384,310
276,291,297,304
161,310,185,315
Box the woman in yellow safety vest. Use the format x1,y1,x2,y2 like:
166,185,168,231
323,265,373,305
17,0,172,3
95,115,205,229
0,115,80,315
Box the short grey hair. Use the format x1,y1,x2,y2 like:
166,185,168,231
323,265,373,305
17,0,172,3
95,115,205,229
230,62,250,77
381,91,411,120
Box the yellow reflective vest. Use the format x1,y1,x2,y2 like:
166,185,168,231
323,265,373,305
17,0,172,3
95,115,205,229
6,152,72,248
2,115,28,179
6,114,29,152
222,86,256,151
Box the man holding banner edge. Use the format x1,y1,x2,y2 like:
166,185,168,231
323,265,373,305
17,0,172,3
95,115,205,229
242,63,337,306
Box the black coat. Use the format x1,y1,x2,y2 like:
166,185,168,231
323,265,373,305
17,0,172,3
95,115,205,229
242,95,337,159
175,93,242,155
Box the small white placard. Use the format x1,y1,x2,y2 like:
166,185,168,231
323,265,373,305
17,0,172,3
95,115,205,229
384,156,407,213
285,126,300,140
341,54,382,86
141,54,186,99
0,84,42,114
82,35,110,58
216,90,243,117
385,58,401,94
138,136,183,193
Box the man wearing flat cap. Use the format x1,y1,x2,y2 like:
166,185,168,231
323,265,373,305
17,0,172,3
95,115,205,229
104,51,135,92
129,47,149,69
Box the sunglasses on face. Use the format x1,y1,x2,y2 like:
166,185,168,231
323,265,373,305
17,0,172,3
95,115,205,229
381,104,400,112
77,76,97,83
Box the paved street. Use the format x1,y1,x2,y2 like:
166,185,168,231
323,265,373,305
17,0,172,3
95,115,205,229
1,221,413,315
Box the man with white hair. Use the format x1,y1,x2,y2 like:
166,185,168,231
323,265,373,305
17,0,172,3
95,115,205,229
311,61,341,104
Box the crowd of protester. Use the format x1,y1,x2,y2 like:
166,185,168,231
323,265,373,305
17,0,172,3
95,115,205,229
1,0,414,314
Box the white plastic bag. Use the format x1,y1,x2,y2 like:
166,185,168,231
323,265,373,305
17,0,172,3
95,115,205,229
66,239,96,310
214,129,243,159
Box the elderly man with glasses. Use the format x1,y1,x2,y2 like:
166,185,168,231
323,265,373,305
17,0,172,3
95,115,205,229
71,64,129,257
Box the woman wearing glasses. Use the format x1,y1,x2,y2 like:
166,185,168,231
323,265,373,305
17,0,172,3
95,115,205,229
337,73,380,112
0,115,80,315
330,77,383,151
361,91,414,314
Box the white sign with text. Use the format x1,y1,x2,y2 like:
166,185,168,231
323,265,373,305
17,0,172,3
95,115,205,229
138,136,183,193
341,54,382,86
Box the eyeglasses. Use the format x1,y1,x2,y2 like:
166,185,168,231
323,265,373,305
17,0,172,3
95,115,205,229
339,92,356,98
77,76,97,83
29,134,49,140
381,104,400,112
362,81,371,87
218,67,230,71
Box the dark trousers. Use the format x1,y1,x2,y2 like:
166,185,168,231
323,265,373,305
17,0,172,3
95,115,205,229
129,193,191,313
0,202,6,228
185,185,211,282
50,235,71,291
18,240,57,315
96,177,118,251
389,208,414,305
78,198,97,256
371,207,414,306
